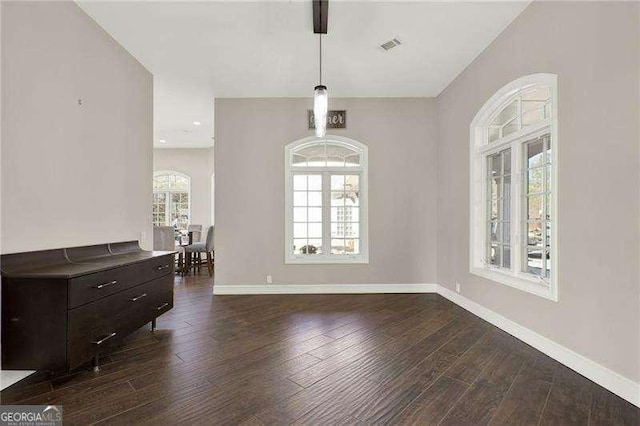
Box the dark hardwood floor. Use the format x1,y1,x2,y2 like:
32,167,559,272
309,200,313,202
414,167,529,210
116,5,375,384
2,274,638,425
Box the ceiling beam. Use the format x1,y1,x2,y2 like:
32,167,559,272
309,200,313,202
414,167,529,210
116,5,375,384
313,0,328,34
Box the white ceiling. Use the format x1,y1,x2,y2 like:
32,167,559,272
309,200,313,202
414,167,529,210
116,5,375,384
77,1,530,148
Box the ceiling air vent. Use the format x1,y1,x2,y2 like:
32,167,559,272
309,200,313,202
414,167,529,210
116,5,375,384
380,38,402,51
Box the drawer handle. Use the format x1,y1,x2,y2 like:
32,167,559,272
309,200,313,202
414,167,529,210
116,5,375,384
157,264,170,271
156,302,170,311
95,280,118,289
93,332,117,345
130,293,148,302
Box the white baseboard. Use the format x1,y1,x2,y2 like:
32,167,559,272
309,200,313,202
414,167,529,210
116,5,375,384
212,281,639,407
213,283,437,295
437,285,640,408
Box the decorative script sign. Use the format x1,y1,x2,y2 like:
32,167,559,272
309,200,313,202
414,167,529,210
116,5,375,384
308,110,347,130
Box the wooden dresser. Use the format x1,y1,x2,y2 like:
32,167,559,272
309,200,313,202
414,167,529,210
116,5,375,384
1,241,175,374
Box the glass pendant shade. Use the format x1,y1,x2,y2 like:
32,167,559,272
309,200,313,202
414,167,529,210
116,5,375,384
314,85,328,138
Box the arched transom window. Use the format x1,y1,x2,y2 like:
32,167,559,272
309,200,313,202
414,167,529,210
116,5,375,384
153,171,191,229
470,74,558,301
285,136,368,264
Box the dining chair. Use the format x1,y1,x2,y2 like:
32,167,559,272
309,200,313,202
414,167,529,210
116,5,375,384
153,226,183,273
184,226,214,276
187,224,203,243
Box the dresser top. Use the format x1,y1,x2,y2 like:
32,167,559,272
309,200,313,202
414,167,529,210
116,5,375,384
1,241,175,279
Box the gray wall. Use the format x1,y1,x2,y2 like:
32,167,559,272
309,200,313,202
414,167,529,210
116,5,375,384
436,2,639,383
215,98,437,287
1,1,153,253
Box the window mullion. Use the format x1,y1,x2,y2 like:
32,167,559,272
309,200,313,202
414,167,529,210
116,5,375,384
322,172,331,256
513,142,523,277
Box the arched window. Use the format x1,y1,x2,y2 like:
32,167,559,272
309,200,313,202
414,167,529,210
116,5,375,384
470,74,558,301
285,136,368,264
153,171,191,229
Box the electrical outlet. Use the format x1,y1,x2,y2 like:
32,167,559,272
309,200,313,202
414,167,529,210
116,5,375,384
455,282,461,293
266,275,273,284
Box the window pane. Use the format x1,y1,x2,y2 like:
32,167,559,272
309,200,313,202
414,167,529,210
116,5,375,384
527,168,544,194
528,195,543,220
503,246,511,268
490,198,499,221
346,224,359,238
308,175,322,190
293,223,307,239
491,100,517,127
503,222,510,243
331,175,344,190
308,191,322,207
490,221,500,242
489,244,501,266
489,126,500,143
293,191,307,206
293,207,306,222
293,175,307,190
331,223,340,238
308,207,322,222
331,192,345,206
350,207,360,222
345,154,360,167
503,150,511,174
490,154,501,177
522,108,546,127
292,154,307,167
331,239,346,254
545,165,551,194
307,239,323,254
346,239,359,254
526,247,544,276
527,139,544,168
503,174,511,199
502,118,518,137
326,157,345,167
293,240,307,254
545,248,551,278
521,86,550,102
326,143,357,160
345,175,359,191
308,223,322,238
527,222,543,246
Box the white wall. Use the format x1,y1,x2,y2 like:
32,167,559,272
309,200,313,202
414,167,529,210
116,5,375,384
215,98,437,287
436,1,639,384
153,147,215,232
1,1,153,253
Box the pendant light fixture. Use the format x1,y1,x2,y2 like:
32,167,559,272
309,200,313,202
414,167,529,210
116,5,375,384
312,0,328,138
314,34,327,138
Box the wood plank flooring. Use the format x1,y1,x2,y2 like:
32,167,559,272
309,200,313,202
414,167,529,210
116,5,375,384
2,274,638,425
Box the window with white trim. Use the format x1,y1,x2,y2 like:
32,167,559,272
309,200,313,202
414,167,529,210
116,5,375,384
285,136,368,264
153,171,191,229
470,74,558,301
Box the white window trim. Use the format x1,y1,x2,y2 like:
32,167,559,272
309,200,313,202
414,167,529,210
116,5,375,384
153,170,192,227
284,135,369,264
469,74,558,301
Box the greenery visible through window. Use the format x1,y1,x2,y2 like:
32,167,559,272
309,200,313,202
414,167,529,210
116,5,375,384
153,172,190,229
470,74,557,301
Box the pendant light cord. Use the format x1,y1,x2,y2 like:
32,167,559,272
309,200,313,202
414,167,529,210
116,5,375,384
319,33,322,85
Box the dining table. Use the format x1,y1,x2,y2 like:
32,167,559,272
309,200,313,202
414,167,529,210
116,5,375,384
175,230,194,275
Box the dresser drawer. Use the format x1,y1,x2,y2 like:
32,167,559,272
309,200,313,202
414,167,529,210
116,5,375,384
68,286,174,370
68,274,173,339
68,254,174,308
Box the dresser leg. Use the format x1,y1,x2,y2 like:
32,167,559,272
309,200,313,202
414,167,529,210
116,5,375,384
92,355,100,372
151,318,157,331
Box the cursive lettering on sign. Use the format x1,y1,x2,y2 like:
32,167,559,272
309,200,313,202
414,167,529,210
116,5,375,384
308,110,347,129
